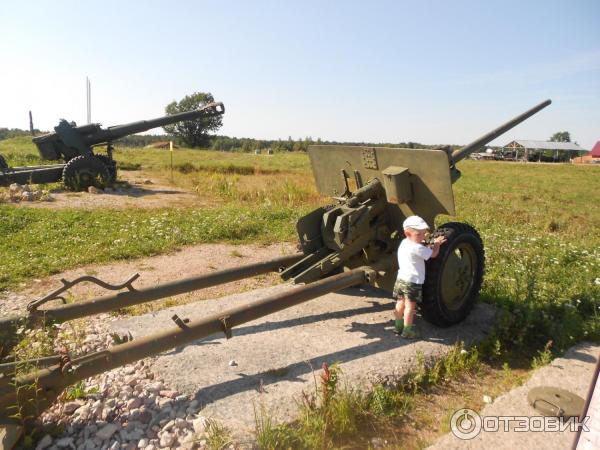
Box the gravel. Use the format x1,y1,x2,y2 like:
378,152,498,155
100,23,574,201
32,316,233,450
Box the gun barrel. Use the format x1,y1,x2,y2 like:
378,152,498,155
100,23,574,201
87,102,225,144
450,99,551,165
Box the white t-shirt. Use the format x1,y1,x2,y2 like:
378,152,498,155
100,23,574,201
396,238,433,284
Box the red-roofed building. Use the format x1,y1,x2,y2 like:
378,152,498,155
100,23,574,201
572,141,600,164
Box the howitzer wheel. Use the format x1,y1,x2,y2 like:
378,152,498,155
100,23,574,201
95,154,117,183
62,155,110,191
421,222,484,327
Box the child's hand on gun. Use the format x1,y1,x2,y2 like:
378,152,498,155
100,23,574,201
430,235,446,258
433,236,447,246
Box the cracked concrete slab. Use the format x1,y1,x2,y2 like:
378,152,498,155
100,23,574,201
109,284,496,438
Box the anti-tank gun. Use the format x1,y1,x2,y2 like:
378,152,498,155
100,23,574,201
0,100,550,436
0,102,224,190
284,99,551,324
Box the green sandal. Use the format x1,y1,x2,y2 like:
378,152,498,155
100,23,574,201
400,325,419,339
393,319,404,335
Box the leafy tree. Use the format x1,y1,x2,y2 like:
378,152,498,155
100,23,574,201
549,131,571,142
163,92,223,148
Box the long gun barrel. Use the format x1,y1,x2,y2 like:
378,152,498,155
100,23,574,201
450,99,551,165
87,102,224,145
32,102,225,161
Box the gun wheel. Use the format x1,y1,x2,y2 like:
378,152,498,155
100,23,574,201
62,155,110,191
421,222,484,327
94,155,117,183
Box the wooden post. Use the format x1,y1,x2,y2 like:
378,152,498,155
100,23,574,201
170,141,173,181
29,111,34,136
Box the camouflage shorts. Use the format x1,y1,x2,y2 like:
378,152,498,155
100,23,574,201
393,279,423,303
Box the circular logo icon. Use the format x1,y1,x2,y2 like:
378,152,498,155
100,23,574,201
450,408,482,440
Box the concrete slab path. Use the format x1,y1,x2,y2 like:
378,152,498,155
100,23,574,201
429,342,600,450
110,284,496,438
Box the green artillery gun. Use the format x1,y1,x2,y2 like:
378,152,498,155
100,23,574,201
0,102,224,190
0,100,551,433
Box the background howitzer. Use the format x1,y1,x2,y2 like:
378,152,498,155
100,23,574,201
0,102,224,190
0,100,551,431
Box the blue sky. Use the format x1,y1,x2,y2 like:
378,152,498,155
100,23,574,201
1,1,599,148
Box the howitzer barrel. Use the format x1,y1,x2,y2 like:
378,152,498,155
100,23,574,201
450,99,551,165
87,102,224,144
0,269,367,425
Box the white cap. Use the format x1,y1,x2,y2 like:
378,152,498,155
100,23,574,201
403,215,429,230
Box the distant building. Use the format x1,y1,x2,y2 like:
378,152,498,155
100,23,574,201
470,148,497,160
502,140,586,162
573,141,600,164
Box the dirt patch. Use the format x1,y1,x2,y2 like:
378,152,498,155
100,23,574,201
0,242,297,319
10,171,207,210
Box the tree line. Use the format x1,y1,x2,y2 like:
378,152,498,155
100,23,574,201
0,127,40,140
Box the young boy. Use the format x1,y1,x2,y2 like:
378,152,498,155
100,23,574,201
393,215,446,338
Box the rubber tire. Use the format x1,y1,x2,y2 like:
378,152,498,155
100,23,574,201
0,154,7,170
94,155,117,183
420,222,485,327
62,155,110,191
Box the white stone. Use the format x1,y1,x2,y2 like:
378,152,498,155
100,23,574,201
101,406,114,420
162,419,175,432
159,432,175,448
146,381,164,392
228,360,237,367
192,416,207,434
137,438,148,448
159,390,179,399
127,397,143,409
76,405,92,421
178,432,195,450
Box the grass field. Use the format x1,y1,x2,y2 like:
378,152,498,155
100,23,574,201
2,137,599,448
2,138,598,351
